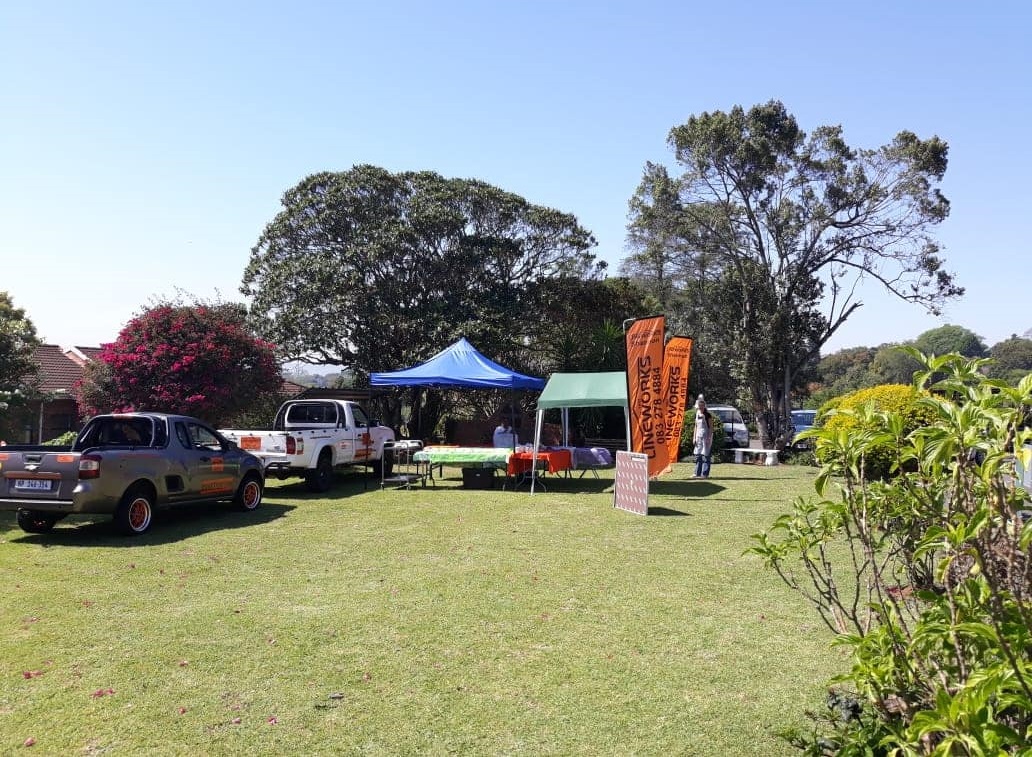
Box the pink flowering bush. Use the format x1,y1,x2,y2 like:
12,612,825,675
76,304,282,425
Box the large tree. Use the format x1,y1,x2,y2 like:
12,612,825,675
912,323,987,358
0,292,41,440
623,101,961,445
77,302,282,425
987,334,1032,384
241,165,602,436
869,326,989,386
810,345,880,406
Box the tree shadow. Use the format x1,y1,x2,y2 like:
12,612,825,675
2,503,295,548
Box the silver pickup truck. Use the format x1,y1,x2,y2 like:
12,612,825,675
0,413,265,536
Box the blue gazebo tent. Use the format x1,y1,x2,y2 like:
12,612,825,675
370,338,545,390
370,338,545,447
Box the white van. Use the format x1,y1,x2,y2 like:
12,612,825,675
707,405,750,448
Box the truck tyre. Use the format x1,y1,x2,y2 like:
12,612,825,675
234,473,263,511
115,485,154,535
370,448,395,478
305,451,334,493
16,509,60,534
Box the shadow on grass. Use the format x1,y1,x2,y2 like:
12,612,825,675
511,475,614,495
648,479,724,497
646,506,692,516
709,475,803,481
264,471,385,500
1,503,295,547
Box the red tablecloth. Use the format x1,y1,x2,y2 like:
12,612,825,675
507,449,572,476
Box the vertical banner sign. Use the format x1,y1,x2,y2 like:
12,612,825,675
613,450,649,515
662,336,694,472
624,315,669,478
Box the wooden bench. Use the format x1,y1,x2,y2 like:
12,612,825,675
731,448,780,466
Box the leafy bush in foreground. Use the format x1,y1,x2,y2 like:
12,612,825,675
750,351,1032,754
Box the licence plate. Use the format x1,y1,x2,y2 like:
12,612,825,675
13,479,53,491
240,436,262,451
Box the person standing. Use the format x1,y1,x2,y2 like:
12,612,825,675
493,420,516,448
692,395,714,478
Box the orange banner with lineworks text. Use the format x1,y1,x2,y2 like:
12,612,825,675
624,315,669,478
662,336,694,472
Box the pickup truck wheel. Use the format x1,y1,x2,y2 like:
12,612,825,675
234,474,263,511
115,486,154,535
305,452,334,493
16,509,59,534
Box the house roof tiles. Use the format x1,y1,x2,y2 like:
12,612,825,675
33,344,303,398
33,345,89,394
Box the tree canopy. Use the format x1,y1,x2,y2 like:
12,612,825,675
623,100,960,445
241,165,617,437
0,292,39,397
987,334,1032,383
0,292,41,440
77,303,282,425
912,323,987,358
242,165,601,371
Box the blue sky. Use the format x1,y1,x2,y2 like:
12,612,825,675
3,1,1029,358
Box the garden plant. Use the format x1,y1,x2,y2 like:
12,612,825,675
750,351,1032,754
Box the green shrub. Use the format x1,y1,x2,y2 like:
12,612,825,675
816,383,939,480
780,447,817,467
43,431,77,446
750,352,1032,754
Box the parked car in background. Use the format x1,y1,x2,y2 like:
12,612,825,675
708,405,750,448
0,412,264,536
789,409,818,450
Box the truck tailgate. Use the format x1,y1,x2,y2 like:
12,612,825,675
222,431,288,455
0,450,81,506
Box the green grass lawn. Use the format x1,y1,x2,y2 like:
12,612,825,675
0,462,845,755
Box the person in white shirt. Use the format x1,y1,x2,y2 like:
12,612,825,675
692,396,714,478
493,421,517,448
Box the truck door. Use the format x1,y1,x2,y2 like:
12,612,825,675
173,420,238,499
349,404,374,464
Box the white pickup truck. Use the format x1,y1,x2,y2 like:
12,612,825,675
219,399,395,492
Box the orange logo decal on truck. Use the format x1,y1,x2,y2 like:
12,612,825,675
211,458,224,472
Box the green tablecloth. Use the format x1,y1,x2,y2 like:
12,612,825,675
413,446,511,469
